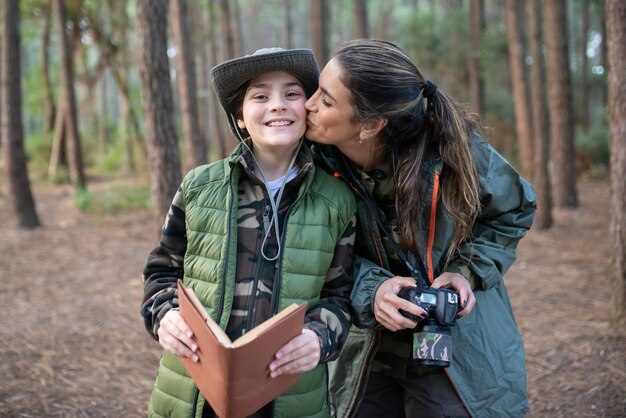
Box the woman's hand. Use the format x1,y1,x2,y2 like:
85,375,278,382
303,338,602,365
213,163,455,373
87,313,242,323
268,329,320,378
431,272,476,317
157,309,199,362
374,276,428,331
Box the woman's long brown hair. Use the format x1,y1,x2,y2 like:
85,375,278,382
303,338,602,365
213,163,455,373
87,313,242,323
334,39,481,263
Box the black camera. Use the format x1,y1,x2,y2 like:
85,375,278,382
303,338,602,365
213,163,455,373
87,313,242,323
397,285,460,367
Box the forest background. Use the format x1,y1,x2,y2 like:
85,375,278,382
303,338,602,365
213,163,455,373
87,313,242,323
1,0,625,417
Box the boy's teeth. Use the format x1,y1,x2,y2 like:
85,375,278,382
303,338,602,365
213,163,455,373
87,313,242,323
268,121,291,127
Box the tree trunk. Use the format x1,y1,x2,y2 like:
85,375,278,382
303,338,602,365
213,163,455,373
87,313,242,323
353,0,368,38
137,0,183,230
544,0,578,208
505,0,534,181
1,0,40,228
218,0,236,60
98,68,110,148
41,5,56,134
208,0,228,159
580,0,590,133
170,0,207,171
48,100,67,180
309,0,330,66
599,1,608,107
230,0,244,56
376,0,391,41
527,0,553,230
605,0,626,321
192,2,209,143
0,6,3,149
468,0,484,114
284,0,293,49
52,0,86,190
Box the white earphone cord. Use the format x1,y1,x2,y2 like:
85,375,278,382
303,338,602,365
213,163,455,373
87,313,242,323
230,114,302,261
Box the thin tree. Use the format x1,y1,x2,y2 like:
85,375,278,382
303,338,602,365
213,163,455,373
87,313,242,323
48,100,67,180
208,0,228,158
1,0,40,228
605,0,626,320
527,0,552,230
580,0,590,133
52,0,86,190
137,0,183,230
544,0,578,208
468,0,484,114
218,0,236,60
310,0,330,66
505,0,533,180
230,0,243,56
171,0,207,171
216,0,245,153
353,0,368,38
284,0,293,49
41,4,56,134
0,3,3,150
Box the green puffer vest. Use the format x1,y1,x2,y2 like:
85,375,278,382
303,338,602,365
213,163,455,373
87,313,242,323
148,147,356,418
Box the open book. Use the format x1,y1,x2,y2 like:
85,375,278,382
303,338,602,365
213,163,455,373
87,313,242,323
177,280,306,418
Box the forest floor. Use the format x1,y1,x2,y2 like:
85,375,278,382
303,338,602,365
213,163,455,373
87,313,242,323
0,174,624,418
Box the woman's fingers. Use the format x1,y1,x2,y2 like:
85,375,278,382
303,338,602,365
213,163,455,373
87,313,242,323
374,276,427,331
431,272,476,317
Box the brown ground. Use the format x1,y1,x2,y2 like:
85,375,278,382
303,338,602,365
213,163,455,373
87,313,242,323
0,176,624,418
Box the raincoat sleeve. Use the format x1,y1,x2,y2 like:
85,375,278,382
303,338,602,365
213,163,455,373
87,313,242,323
349,255,395,329
448,136,536,290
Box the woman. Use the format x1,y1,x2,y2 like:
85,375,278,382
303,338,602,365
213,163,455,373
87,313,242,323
305,39,536,418
141,48,356,418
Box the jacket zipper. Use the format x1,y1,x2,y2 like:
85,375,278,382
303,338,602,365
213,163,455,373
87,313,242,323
270,198,298,314
244,201,271,332
426,169,440,283
428,169,471,416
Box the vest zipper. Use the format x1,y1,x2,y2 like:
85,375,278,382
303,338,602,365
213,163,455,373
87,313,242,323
190,388,200,417
216,177,237,324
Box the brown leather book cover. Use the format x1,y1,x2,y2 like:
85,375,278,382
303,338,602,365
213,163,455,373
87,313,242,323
177,280,305,418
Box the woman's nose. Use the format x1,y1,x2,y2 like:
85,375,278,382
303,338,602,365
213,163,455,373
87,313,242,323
305,93,316,111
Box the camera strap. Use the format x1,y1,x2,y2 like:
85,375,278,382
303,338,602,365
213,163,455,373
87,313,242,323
336,153,430,287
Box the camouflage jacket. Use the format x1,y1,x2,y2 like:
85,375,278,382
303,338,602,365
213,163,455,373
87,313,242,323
316,135,536,418
142,142,356,417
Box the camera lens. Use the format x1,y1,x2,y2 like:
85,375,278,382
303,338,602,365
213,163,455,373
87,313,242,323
412,318,453,367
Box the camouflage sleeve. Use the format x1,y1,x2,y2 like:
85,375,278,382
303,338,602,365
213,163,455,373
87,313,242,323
303,215,356,363
140,186,186,340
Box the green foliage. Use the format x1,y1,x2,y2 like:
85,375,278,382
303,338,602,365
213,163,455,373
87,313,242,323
93,140,124,173
75,188,94,212
24,132,53,181
576,107,609,168
75,182,152,214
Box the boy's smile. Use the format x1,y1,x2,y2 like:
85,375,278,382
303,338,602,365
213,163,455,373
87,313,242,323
237,71,307,158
